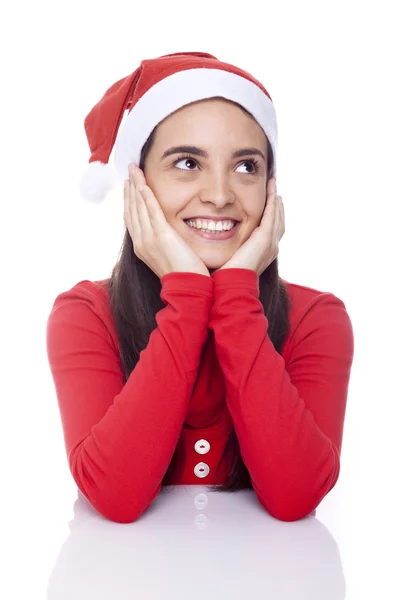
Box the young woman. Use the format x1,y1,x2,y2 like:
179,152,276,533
46,52,354,524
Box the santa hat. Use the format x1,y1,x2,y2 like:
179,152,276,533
79,51,278,203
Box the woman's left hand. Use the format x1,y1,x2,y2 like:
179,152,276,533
215,177,285,276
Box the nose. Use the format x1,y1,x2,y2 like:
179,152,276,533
199,172,235,209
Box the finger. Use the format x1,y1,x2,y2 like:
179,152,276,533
260,181,278,234
136,185,167,233
133,181,149,232
133,169,169,233
124,179,139,241
130,164,174,231
128,166,153,237
132,174,145,231
278,196,285,238
130,164,147,188
270,186,284,239
127,172,145,245
272,191,281,231
266,176,277,201
264,177,278,214
274,196,284,241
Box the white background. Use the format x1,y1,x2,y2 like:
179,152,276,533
1,0,399,598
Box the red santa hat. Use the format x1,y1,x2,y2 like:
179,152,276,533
79,51,278,203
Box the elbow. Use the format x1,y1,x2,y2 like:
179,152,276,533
74,488,146,523
268,504,317,522
264,491,321,521
92,479,162,523
98,506,144,524
82,493,153,524
70,445,162,524
255,486,329,522
255,490,318,522
267,485,336,522
257,455,340,522
84,490,159,524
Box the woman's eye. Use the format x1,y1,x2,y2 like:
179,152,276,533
174,157,198,171
173,157,260,173
236,160,258,174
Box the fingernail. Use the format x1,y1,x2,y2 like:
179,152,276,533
129,164,136,176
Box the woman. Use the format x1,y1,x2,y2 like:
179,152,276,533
46,52,354,524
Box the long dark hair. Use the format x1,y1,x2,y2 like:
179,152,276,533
107,97,292,492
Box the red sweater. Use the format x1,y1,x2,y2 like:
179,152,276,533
46,268,354,523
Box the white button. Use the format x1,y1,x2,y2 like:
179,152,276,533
194,462,210,478
194,514,209,529
194,493,209,509
194,439,210,454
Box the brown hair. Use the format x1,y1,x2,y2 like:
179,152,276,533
107,97,292,492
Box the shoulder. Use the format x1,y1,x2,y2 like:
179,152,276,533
49,278,111,313
281,277,350,315
280,278,354,359
46,278,118,351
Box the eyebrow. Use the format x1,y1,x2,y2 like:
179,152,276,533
161,145,266,163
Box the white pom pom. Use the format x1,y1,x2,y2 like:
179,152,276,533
79,161,118,203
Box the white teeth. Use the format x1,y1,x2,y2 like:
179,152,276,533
186,219,236,232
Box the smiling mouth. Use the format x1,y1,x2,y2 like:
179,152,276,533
183,219,240,240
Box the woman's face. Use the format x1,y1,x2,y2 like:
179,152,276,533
144,98,269,273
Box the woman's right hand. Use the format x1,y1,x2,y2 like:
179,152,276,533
124,164,210,279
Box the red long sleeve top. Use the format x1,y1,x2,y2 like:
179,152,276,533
46,268,354,523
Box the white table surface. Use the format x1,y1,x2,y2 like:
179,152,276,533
2,450,398,599
2,307,399,599
44,485,343,599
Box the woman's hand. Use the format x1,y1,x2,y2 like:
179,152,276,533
215,177,285,276
124,164,211,279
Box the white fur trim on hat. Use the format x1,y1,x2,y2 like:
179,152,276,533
114,68,278,182
79,161,118,203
